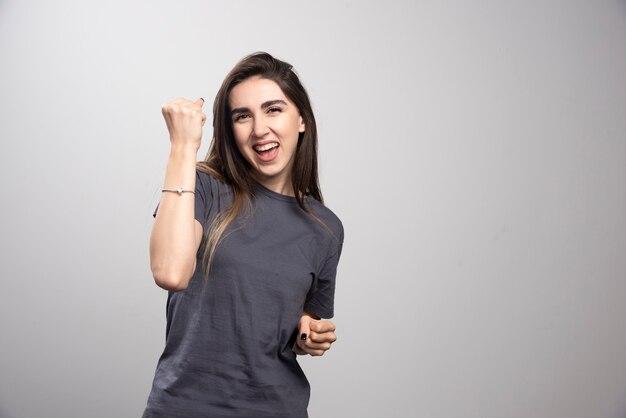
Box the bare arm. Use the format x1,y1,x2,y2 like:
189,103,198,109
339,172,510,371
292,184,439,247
150,98,206,291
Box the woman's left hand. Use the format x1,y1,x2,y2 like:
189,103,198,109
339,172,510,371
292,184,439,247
293,312,337,356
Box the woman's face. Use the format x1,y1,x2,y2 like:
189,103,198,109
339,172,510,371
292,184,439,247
229,76,305,195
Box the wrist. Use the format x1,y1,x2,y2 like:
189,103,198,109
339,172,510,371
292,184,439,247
169,144,199,160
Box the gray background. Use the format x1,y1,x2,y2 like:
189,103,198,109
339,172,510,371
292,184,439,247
1,0,625,417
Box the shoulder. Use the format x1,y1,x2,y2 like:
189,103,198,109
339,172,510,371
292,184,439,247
306,198,344,244
195,166,231,196
195,166,222,186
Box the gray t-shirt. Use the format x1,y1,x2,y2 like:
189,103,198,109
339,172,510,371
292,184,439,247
142,170,343,418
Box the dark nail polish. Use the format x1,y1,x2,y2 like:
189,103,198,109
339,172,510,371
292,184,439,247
300,333,307,341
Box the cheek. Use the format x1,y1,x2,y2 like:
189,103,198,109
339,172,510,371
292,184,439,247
285,119,303,142
232,127,248,150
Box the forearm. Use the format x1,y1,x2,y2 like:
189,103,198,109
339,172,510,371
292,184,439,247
150,145,199,290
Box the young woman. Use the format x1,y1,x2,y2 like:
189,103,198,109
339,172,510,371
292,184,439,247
142,52,344,418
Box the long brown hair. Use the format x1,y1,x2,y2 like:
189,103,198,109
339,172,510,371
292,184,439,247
196,52,323,277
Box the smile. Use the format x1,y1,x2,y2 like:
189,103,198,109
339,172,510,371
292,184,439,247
254,142,279,153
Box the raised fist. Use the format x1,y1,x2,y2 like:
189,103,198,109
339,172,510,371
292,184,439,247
161,97,206,151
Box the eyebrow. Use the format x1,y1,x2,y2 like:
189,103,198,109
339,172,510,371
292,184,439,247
231,99,289,116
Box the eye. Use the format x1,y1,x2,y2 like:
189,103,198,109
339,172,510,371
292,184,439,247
267,107,282,114
234,113,250,122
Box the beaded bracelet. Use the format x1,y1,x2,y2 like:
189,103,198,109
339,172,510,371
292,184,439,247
162,186,195,195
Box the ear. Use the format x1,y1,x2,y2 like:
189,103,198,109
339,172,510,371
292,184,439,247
298,116,305,133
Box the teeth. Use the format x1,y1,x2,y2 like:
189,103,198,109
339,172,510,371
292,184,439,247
254,143,279,152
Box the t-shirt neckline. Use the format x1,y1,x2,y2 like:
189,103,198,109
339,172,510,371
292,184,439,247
253,182,299,203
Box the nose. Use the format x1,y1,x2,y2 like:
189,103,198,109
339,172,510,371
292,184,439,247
252,116,270,138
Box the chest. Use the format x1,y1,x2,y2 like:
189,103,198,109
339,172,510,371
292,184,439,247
207,200,324,308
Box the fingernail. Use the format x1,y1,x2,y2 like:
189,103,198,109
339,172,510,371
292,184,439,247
300,333,308,341
200,97,205,103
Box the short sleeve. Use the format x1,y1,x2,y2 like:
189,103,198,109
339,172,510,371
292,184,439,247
152,170,211,226
304,230,344,319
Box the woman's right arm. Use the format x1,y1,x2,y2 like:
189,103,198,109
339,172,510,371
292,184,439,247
150,98,206,291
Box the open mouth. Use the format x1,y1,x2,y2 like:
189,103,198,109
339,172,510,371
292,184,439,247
254,142,279,155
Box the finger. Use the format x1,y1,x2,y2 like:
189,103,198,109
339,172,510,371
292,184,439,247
308,331,337,344
194,97,205,107
299,318,311,342
310,320,336,334
161,98,185,114
299,342,326,357
304,340,332,351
